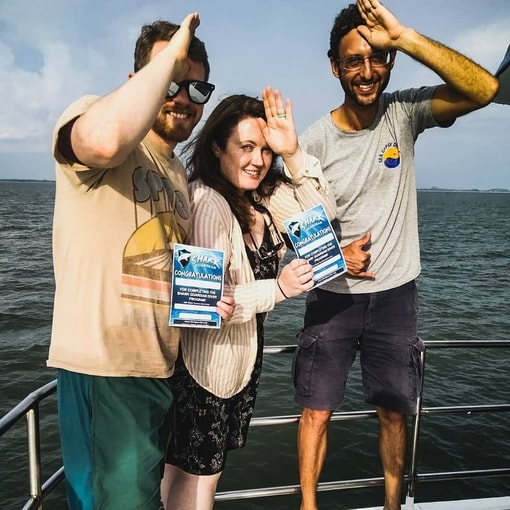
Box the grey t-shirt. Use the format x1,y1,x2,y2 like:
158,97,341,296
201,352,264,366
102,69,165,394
300,87,438,294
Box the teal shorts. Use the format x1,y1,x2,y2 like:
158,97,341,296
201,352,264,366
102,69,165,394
57,369,173,510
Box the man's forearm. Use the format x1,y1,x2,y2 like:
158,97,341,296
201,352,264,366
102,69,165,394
395,27,499,106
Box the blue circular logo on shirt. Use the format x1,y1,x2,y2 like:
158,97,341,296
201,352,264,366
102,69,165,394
382,146,400,169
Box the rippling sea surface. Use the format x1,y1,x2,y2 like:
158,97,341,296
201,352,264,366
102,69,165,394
0,181,509,509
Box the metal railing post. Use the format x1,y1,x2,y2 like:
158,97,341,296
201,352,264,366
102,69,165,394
406,347,427,509
26,407,43,509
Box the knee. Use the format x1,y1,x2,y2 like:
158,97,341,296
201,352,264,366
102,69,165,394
376,407,406,430
300,408,333,430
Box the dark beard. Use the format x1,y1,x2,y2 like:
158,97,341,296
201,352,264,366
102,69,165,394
340,72,391,108
152,110,193,144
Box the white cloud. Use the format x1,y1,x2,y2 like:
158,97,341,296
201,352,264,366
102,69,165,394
0,37,93,151
0,0,509,187
452,17,510,73
0,4,127,153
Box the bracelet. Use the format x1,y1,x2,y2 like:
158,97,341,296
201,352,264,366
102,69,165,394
276,279,289,299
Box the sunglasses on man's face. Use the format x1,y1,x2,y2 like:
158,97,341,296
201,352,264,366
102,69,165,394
166,80,215,104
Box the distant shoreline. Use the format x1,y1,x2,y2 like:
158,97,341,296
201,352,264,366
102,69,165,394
0,179,55,183
0,179,508,193
418,188,510,193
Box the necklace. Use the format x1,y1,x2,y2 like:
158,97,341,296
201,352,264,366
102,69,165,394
245,207,265,250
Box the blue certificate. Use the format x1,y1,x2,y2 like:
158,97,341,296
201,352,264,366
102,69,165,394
284,204,346,287
170,243,224,328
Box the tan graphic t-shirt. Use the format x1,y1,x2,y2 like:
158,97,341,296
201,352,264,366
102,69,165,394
48,96,190,377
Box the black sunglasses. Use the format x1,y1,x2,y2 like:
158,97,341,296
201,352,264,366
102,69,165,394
166,80,215,104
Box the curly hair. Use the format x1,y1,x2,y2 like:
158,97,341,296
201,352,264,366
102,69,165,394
327,3,365,61
185,94,285,233
133,20,210,79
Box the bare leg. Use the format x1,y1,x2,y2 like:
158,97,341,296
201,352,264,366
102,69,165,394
376,406,407,510
161,463,221,510
298,408,332,510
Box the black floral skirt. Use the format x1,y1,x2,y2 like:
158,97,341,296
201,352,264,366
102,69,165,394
166,316,264,475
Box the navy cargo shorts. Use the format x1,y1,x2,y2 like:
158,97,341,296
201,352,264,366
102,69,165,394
292,280,424,415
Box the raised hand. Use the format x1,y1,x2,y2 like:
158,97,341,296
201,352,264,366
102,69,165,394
276,258,315,301
356,0,405,49
342,231,375,279
259,86,300,158
259,86,305,175
168,12,201,83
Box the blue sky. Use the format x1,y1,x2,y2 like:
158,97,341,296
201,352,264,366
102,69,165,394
0,0,508,189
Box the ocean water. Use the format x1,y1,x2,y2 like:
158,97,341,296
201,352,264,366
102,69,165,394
0,181,509,509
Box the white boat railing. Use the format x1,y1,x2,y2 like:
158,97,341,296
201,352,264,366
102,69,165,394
0,379,62,510
1,340,510,509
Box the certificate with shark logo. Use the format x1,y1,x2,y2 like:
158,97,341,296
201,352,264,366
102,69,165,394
284,204,346,288
170,243,224,328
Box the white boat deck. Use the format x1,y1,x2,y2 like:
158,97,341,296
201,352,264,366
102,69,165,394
355,496,510,510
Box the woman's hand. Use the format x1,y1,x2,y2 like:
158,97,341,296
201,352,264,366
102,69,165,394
216,295,235,321
258,87,305,168
275,258,314,302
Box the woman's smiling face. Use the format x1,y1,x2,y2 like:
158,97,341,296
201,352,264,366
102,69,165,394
215,117,274,192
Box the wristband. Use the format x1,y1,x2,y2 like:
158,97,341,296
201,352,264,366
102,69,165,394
277,279,289,299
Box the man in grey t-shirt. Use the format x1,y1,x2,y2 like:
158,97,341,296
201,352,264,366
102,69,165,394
293,1,499,509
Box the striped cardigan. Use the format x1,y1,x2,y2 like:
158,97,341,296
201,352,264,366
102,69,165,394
179,154,336,398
